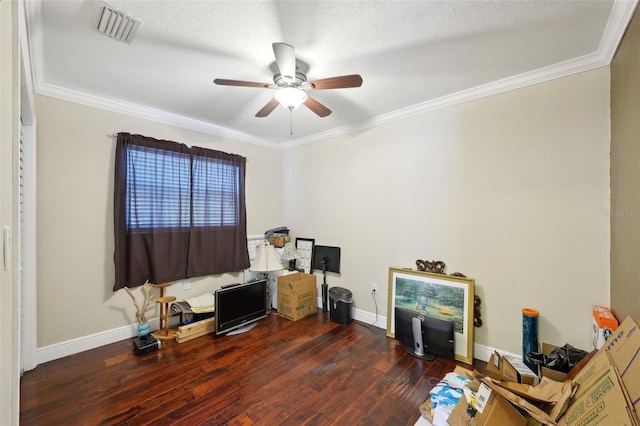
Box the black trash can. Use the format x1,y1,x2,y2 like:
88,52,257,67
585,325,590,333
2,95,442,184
329,287,353,324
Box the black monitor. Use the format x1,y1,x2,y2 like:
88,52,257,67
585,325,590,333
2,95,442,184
394,307,454,361
311,245,341,274
214,279,267,336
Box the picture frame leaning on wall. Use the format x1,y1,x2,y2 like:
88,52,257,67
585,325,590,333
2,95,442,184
387,267,475,364
294,237,315,274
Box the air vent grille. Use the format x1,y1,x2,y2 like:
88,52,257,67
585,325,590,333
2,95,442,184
95,2,140,43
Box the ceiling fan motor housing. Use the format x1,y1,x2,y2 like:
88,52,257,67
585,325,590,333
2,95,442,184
273,71,308,88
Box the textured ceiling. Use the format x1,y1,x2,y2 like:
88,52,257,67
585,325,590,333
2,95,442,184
25,0,638,147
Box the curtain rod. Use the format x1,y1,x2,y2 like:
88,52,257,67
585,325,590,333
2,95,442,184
107,133,249,161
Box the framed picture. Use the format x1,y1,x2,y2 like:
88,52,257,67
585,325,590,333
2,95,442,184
386,267,475,364
295,237,315,274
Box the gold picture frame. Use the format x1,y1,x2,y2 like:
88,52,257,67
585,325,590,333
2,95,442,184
387,267,475,364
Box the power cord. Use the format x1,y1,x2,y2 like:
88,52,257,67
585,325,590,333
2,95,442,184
355,288,380,330
370,287,378,326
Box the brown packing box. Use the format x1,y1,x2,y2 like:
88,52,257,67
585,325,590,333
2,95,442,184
557,351,639,426
482,377,575,425
486,353,503,381
449,366,575,425
267,234,291,247
277,272,317,321
491,377,576,423
598,315,640,420
540,343,569,382
488,352,538,385
447,379,527,425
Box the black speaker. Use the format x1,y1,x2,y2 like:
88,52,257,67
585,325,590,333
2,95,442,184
133,335,160,355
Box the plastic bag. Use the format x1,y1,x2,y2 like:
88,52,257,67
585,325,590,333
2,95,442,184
525,344,589,373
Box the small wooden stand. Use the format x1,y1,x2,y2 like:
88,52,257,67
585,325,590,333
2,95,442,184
151,282,172,299
175,317,216,343
153,295,177,340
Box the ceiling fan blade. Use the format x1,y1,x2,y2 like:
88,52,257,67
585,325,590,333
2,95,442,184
272,42,296,83
255,98,280,117
309,74,363,90
304,96,332,117
214,78,271,88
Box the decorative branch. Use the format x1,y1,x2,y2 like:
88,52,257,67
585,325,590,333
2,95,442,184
123,281,153,324
140,284,152,321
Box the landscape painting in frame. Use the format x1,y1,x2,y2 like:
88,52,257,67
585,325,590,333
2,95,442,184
386,267,474,364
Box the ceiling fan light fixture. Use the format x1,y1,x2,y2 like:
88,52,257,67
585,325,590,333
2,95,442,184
274,87,308,111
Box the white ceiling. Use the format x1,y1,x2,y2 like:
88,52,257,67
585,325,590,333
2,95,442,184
24,0,638,148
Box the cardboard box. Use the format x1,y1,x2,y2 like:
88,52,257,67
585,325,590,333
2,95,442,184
267,234,291,247
558,351,639,426
277,272,317,321
491,376,575,423
592,305,618,350
487,352,538,385
447,381,527,426
540,342,569,382
483,377,575,425
486,353,503,381
598,315,640,420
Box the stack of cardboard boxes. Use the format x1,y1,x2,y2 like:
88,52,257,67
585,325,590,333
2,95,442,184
446,316,640,426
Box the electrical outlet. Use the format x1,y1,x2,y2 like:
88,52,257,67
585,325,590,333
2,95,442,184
183,279,191,290
371,283,378,294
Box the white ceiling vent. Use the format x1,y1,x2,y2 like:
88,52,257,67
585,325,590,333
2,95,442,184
93,2,141,43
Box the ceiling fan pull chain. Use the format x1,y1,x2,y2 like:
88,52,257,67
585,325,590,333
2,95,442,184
290,110,293,135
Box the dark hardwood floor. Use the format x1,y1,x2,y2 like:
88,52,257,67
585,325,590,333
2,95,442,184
20,311,487,425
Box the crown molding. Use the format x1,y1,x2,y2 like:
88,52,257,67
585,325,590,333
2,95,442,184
600,0,639,63
36,82,273,148
280,51,609,149
25,0,638,151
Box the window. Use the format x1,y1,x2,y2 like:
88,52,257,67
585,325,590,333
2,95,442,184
126,144,191,230
191,152,241,228
113,133,249,291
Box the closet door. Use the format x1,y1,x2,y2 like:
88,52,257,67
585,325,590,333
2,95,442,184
19,121,24,374
19,120,37,373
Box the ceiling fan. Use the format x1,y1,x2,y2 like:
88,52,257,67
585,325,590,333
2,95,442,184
213,42,363,118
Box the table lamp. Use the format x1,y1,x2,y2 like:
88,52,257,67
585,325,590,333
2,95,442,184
250,242,283,276
250,242,283,312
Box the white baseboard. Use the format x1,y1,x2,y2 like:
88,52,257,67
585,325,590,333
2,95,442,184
35,307,511,366
350,306,509,364
35,318,160,366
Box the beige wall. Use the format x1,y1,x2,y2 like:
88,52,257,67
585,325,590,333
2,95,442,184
283,67,611,355
35,67,612,356
610,8,640,320
35,95,284,347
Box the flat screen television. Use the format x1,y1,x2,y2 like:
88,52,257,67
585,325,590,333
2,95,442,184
215,279,267,336
311,245,341,273
394,307,454,361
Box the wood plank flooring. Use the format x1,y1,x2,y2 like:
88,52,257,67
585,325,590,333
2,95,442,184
20,311,487,425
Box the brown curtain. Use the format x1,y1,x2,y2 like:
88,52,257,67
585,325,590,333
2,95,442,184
187,146,249,277
113,133,249,291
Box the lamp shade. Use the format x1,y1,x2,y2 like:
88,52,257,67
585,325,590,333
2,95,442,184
274,87,308,110
250,243,283,273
